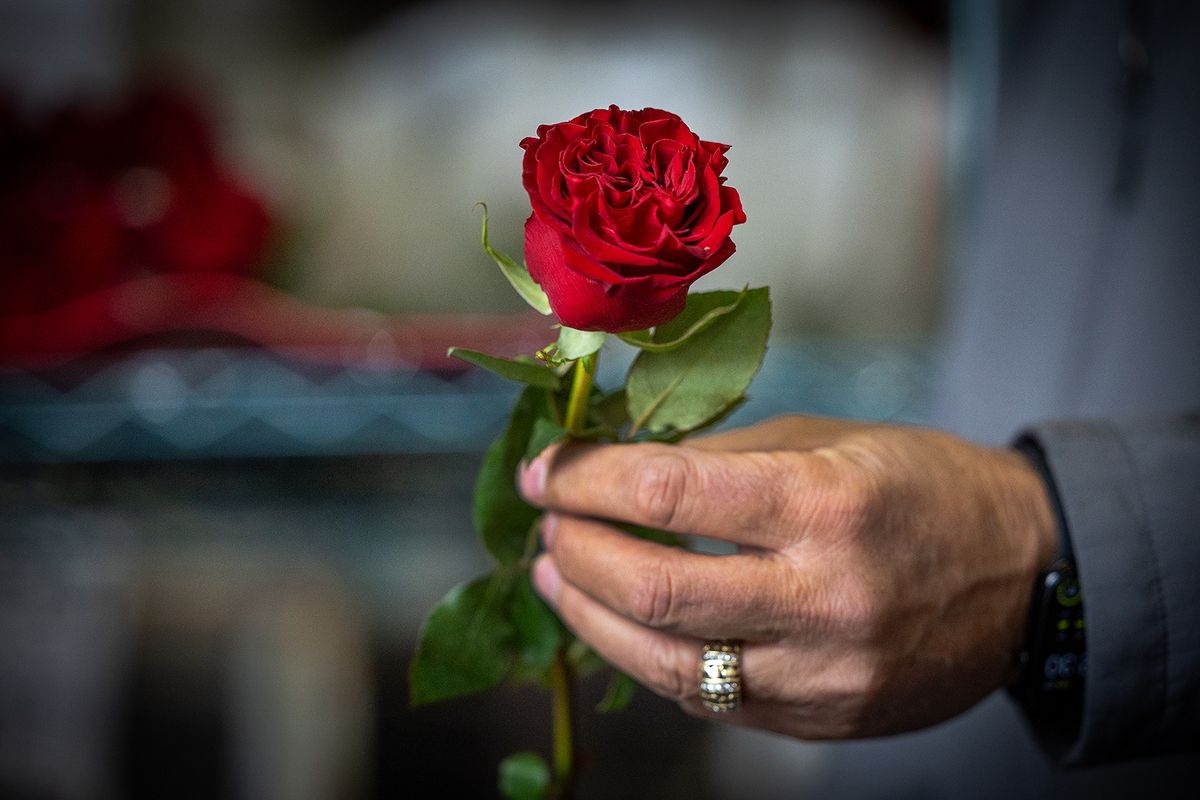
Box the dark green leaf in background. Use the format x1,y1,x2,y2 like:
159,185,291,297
410,572,514,707
619,523,685,548
590,388,629,432
625,288,771,435
524,416,568,465
475,387,554,565
498,752,550,800
596,671,638,713
566,639,609,678
509,571,566,674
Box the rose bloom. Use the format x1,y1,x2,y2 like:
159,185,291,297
521,106,746,332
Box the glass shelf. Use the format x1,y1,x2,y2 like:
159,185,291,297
0,337,932,463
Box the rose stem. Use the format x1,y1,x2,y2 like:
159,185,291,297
563,352,596,434
549,648,575,798
550,352,596,798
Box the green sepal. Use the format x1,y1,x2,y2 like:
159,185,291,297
596,671,638,713
475,387,553,565
625,288,771,436
617,287,748,353
537,326,606,365
555,326,606,360
409,572,514,707
477,203,552,315
498,752,551,800
449,347,560,390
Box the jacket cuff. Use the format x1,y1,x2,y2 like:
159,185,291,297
1014,420,1167,765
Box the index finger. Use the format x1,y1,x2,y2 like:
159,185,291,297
518,441,819,549
684,414,859,453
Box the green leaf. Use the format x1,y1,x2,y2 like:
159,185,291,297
596,671,638,713
475,387,553,565
410,573,514,707
625,288,771,435
591,388,629,431
524,416,568,464
478,203,552,315
449,348,561,390
617,287,748,352
498,752,550,800
635,395,748,444
509,572,566,674
555,326,606,360
566,639,609,678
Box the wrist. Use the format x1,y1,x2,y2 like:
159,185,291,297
1006,436,1086,752
995,445,1060,574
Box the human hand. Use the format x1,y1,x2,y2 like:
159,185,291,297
518,415,1057,738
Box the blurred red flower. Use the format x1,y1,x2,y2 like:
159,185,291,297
0,88,271,321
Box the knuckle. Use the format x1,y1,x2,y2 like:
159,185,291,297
826,584,888,641
628,562,678,629
643,639,690,702
799,649,889,739
734,453,785,528
839,654,889,735
757,452,813,531
631,449,694,529
826,469,880,535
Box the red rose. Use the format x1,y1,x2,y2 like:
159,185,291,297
520,106,746,332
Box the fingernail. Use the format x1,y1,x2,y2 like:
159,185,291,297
541,513,558,550
532,555,561,604
518,454,547,502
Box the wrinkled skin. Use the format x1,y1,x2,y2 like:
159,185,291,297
519,415,1057,739
520,106,746,332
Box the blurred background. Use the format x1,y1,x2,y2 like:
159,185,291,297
1,0,953,797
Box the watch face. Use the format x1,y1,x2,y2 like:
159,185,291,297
1055,572,1082,608
1038,564,1086,693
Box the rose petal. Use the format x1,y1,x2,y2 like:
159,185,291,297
570,194,661,268
525,213,625,286
638,116,697,151
677,164,722,242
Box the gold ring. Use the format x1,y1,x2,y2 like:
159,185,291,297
699,639,742,712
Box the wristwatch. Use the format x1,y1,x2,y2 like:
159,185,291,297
1010,438,1086,751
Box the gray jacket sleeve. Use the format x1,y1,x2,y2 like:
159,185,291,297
1017,415,1200,765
